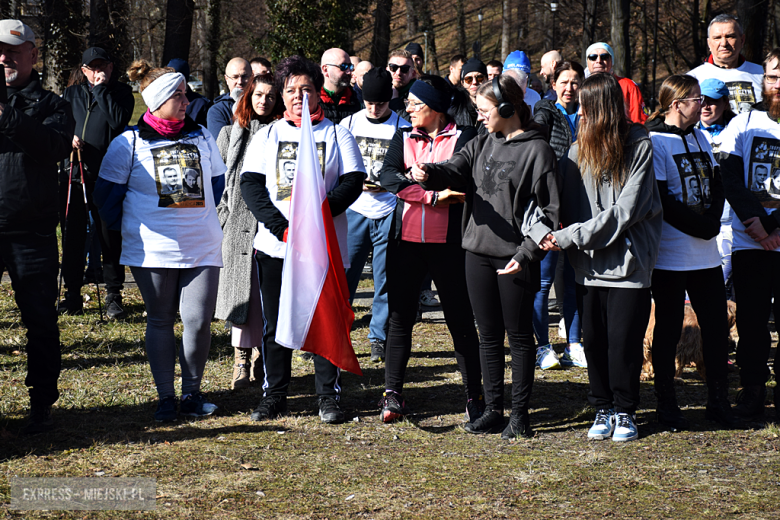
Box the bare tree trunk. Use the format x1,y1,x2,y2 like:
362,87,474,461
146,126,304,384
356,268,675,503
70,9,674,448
516,0,526,51
456,0,466,55
161,0,195,65
691,0,703,64
404,0,418,38
738,0,768,63
501,0,510,61
417,1,438,73
370,0,392,66
146,17,157,65
609,0,631,77
204,0,220,99
581,0,597,63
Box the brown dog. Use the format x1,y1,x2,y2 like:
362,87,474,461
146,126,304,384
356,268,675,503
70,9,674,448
641,300,737,382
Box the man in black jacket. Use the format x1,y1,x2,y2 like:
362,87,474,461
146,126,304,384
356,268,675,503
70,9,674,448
61,47,134,318
319,48,361,124
0,20,75,433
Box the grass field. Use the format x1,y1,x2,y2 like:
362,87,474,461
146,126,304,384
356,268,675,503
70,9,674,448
1,274,779,518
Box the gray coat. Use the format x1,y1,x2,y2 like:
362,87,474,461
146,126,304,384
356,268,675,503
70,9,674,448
214,119,267,323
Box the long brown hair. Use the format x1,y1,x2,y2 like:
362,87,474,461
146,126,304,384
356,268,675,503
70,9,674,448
232,73,281,128
646,74,699,123
577,73,630,186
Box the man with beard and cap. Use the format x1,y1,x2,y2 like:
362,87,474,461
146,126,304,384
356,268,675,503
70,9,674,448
340,67,412,364
718,47,780,423
0,20,75,434
504,50,541,114
688,14,764,115
405,42,424,74
585,42,647,123
319,48,361,123
59,46,134,318
207,57,252,137
167,58,212,128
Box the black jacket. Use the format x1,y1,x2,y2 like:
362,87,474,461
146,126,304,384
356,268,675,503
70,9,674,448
63,79,134,179
0,71,75,233
533,99,574,160
186,87,212,128
319,86,361,124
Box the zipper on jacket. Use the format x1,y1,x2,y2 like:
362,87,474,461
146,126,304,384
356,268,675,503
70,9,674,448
81,100,97,140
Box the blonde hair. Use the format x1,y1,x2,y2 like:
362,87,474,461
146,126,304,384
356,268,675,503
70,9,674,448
127,59,176,92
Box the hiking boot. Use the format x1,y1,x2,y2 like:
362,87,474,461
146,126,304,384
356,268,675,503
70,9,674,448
370,341,385,363
57,291,83,316
536,344,561,370
232,348,252,390
317,396,345,424
419,289,441,307
655,378,689,431
705,377,742,429
734,384,766,421
465,394,485,423
501,411,533,440
23,405,54,435
612,413,639,442
250,395,287,421
464,409,504,434
154,396,178,422
180,391,217,417
378,390,408,423
105,293,126,320
588,409,615,440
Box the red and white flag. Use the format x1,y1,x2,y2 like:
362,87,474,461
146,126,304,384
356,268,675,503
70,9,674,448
276,93,361,375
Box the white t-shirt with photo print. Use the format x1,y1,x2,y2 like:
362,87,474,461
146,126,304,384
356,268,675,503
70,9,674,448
340,110,411,219
688,61,764,114
649,127,721,270
240,117,366,265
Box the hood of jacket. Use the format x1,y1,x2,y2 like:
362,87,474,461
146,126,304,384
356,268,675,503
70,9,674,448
644,117,694,136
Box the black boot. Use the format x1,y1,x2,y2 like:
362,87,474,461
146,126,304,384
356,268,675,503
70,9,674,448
654,378,689,431
501,410,533,440
705,377,742,429
733,384,766,422
56,291,83,315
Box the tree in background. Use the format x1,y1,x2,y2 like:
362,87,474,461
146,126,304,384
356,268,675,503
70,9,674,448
161,0,195,66
39,0,86,91
90,0,132,76
370,0,392,66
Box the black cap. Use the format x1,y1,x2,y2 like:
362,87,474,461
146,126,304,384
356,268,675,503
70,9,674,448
361,67,393,103
82,47,111,66
405,42,424,57
460,58,487,80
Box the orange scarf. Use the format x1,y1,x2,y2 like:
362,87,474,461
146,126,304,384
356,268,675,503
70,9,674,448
284,104,325,127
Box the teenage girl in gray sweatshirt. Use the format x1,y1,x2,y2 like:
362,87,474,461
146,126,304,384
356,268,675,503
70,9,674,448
540,73,663,443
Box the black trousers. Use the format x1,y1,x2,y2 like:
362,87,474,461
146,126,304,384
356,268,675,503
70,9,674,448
651,267,729,382
465,252,537,413
384,240,481,395
732,250,780,384
255,251,340,397
59,178,125,295
0,230,61,407
576,284,651,414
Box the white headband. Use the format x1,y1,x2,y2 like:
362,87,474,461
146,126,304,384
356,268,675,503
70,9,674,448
141,72,186,112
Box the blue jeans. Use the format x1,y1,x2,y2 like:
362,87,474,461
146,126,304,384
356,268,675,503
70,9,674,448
345,208,392,344
0,230,61,407
533,251,580,345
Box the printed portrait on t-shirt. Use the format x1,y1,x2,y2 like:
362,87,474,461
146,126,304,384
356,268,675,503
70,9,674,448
153,142,206,208
355,136,392,184
746,137,780,208
726,81,757,114
275,141,326,201
672,151,713,214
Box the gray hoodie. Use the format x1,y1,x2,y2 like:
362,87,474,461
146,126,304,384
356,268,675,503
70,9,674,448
552,124,663,288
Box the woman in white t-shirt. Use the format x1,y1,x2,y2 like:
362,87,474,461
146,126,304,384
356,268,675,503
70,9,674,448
95,60,227,423
645,74,740,430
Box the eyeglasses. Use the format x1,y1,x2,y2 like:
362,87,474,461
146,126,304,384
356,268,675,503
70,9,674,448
388,64,412,74
765,74,780,85
587,53,612,62
226,74,251,82
463,74,486,86
670,95,705,108
404,99,426,112
326,63,355,72
476,105,497,119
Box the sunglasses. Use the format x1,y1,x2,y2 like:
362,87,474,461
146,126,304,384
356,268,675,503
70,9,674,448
587,53,612,62
388,64,412,74
326,63,355,72
463,74,486,86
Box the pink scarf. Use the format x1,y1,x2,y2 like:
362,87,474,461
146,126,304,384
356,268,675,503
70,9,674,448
143,110,185,138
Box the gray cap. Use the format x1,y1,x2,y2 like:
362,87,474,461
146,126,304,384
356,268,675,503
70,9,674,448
0,20,35,46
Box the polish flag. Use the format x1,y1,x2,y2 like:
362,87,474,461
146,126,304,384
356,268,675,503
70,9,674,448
276,93,361,375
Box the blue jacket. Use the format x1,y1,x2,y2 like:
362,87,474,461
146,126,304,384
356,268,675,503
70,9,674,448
206,93,234,138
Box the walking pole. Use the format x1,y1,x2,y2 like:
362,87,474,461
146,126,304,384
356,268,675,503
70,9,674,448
76,150,105,323
57,152,76,304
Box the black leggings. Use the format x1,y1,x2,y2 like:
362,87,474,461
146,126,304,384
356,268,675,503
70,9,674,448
651,267,729,382
465,252,537,413
577,284,651,414
384,240,481,396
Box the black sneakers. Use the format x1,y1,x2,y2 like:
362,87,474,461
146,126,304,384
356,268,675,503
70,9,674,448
370,341,385,363
464,409,504,434
317,396,345,424
734,384,767,421
154,396,177,422
23,405,54,435
56,291,83,316
378,390,408,423
180,392,218,417
105,293,126,320
465,394,485,423
250,395,287,421
501,412,533,440
655,378,689,431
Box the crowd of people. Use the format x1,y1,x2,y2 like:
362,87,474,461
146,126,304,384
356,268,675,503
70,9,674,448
3,13,778,442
